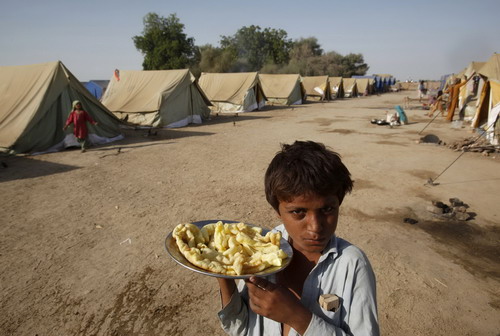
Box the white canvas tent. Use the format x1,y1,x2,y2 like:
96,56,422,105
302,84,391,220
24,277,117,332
355,78,371,96
0,61,123,154
458,61,486,120
343,78,358,98
302,76,331,101
259,74,305,105
329,77,344,98
197,72,266,113
472,54,500,144
101,69,211,127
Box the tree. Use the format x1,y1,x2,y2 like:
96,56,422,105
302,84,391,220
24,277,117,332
220,25,292,72
132,13,197,70
339,53,369,77
262,28,292,66
289,37,323,60
285,39,368,77
197,44,237,74
286,37,324,75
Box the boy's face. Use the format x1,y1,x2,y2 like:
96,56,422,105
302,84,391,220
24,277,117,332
277,192,339,258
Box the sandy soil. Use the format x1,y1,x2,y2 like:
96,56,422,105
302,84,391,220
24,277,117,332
1,91,499,336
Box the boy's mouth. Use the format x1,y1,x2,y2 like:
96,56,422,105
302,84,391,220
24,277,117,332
304,237,327,245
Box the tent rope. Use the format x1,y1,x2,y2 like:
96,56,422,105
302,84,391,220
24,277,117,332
418,112,440,135
427,118,497,185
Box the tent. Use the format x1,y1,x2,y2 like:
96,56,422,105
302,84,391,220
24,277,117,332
197,72,265,113
355,78,371,96
373,74,395,92
101,69,211,127
0,61,123,154
259,74,305,105
457,61,486,120
353,75,379,93
329,77,344,98
478,53,500,80
342,78,358,98
472,80,500,145
472,54,500,144
302,76,331,101
439,74,454,90
84,80,110,100
463,62,486,79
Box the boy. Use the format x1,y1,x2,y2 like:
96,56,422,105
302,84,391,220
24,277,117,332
217,141,379,335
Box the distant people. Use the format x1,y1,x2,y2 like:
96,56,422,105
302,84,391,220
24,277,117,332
417,80,426,102
427,90,445,117
63,100,98,153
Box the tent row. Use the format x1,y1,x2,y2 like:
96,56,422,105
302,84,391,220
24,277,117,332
0,60,395,154
301,75,396,101
84,72,394,107
99,71,392,120
0,62,216,154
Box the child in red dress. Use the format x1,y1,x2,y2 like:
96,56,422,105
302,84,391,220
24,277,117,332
63,100,98,152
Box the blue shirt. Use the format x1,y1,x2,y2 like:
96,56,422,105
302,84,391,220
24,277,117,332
217,225,379,335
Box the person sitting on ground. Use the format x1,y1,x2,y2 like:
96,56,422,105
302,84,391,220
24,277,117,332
217,140,379,336
63,100,98,153
427,90,446,117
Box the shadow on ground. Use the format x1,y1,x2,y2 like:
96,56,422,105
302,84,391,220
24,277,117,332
0,156,80,182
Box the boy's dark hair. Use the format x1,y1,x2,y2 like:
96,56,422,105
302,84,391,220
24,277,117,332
265,141,353,212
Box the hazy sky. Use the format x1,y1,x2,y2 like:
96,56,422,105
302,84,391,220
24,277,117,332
1,0,499,81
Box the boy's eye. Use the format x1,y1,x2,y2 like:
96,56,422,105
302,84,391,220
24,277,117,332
290,209,305,215
322,206,336,213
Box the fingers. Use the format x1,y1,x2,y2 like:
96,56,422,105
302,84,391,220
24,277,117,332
246,277,279,314
246,276,278,292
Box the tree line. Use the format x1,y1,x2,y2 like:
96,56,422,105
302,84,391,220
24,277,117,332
133,13,369,78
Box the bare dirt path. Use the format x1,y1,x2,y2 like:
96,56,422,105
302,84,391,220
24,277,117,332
1,91,499,335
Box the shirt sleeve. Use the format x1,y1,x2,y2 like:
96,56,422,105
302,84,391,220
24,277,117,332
64,112,74,127
217,284,249,335
346,259,379,335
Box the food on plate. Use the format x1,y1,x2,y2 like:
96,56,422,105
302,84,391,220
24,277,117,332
172,221,288,276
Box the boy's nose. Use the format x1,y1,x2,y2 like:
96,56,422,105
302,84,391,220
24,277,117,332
306,211,325,232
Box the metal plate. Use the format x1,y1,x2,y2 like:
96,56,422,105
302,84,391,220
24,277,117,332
165,220,293,279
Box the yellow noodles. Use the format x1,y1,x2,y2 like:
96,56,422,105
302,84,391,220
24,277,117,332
173,221,288,276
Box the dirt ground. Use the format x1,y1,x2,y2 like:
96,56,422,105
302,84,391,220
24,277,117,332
1,91,499,336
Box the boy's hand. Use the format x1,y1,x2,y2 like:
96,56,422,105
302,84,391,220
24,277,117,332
246,276,312,334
